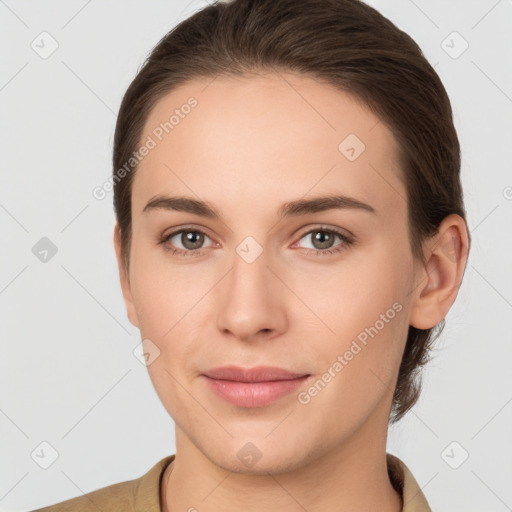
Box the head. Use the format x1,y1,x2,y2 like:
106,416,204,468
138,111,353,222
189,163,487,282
112,0,470,470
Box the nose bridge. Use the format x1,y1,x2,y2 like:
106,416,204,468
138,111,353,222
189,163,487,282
228,240,272,309
215,238,285,339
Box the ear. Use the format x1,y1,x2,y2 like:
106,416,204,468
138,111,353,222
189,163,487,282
409,214,470,330
113,223,140,328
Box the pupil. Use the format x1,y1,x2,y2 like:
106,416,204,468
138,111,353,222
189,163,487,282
184,231,203,249
314,231,333,249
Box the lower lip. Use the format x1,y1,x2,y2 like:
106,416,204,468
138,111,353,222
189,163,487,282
202,375,311,407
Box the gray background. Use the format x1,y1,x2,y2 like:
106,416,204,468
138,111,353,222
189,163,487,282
1,0,511,510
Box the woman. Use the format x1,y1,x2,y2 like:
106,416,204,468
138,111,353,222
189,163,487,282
33,0,470,510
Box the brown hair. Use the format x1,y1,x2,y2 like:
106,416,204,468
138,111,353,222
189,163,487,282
113,0,470,422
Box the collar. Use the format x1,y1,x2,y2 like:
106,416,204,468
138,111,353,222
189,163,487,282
387,453,432,511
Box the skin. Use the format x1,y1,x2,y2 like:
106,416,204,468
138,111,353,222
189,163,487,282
113,71,469,512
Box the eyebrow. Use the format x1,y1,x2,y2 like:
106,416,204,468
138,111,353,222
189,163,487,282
142,194,377,219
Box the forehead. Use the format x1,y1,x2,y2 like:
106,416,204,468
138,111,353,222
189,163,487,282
132,71,406,222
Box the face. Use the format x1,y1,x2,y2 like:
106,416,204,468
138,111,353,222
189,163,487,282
116,71,420,473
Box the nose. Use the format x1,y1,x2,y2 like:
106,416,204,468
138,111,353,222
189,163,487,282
215,245,288,342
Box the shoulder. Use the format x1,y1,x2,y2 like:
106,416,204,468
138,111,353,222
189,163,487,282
31,454,175,512
31,478,139,512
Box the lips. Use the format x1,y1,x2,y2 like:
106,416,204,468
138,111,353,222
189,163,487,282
202,365,309,382
202,366,312,408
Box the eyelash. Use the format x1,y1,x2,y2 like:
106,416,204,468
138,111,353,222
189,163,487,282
158,225,354,257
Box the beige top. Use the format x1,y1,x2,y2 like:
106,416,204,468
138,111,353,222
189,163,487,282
32,453,431,511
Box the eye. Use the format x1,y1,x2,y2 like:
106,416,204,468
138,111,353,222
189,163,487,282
293,227,354,256
158,225,354,257
158,227,215,256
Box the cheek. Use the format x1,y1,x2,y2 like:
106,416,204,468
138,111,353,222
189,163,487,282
129,244,205,336
287,248,407,337
295,301,408,434
128,248,211,382
132,260,207,419
288,245,411,395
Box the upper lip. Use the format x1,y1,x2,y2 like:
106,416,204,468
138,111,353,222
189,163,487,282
203,365,310,382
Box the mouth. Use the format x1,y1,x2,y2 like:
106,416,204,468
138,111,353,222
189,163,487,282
202,365,310,382
201,365,312,407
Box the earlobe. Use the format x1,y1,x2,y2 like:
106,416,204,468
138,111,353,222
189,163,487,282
113,223,140,329
409,214,469,330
